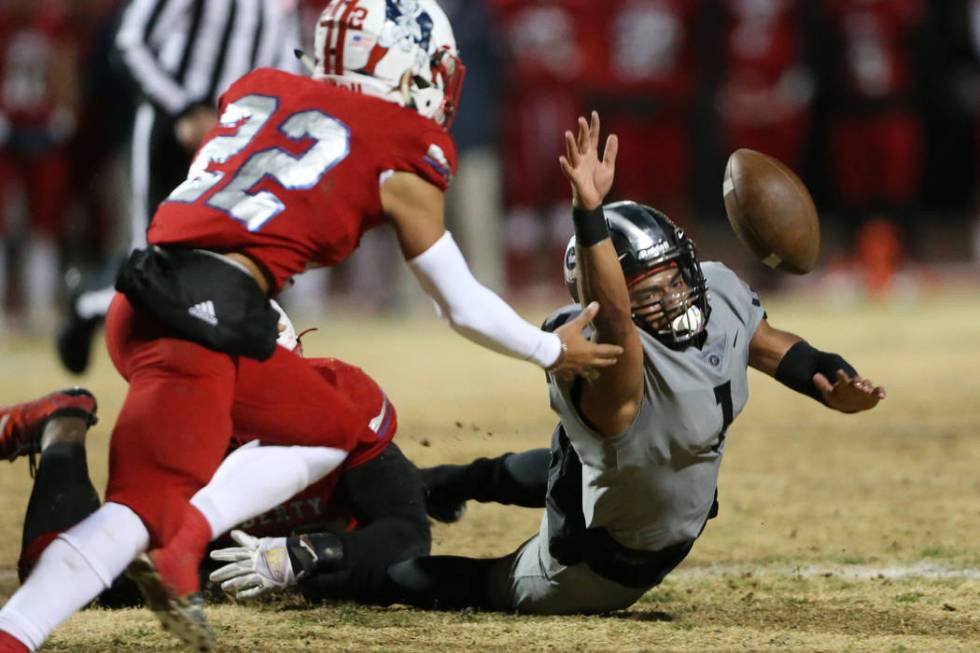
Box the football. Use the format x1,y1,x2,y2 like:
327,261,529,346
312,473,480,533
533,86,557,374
723,148,820,274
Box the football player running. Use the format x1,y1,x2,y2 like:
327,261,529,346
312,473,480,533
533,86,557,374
0,3,620,652
212,112,885,614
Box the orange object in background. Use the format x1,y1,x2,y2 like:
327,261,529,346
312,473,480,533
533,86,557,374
855,217,903,296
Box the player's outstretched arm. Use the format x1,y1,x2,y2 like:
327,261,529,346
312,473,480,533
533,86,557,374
381,172,622,376
749,319,886,413
558,112,644,437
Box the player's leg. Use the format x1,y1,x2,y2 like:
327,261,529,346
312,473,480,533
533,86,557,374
0,384,145,652
187,441,347,544
231,347,370,452
423,448,551,522
298,442,431,603
148,347,368,603
11,408,144,609
18,417,101,582
100,295,238,650
23,153,67,324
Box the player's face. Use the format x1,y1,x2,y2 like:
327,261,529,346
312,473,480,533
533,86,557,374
627,262,690,331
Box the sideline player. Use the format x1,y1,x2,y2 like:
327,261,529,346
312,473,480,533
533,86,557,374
4,321,428,609
217,113,886,613
0,3,621,652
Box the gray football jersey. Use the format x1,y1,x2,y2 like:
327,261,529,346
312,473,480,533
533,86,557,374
545,262,765,553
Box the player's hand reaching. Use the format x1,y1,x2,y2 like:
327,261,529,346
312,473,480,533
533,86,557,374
814,369,886,413
550,301,623,380
559,111,619,211
209,530,297,600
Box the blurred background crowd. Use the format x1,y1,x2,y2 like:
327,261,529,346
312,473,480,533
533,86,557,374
1,0,978,333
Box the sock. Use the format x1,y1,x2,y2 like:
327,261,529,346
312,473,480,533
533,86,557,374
0,503,148,650
21,444,101,556
383,556,499,610
75,285,116,321
24,237,57,322
0,246,7,312
190,444,347,538
427,449,550,508
149,505,212,597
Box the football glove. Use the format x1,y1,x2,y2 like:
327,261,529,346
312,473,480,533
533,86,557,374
209,530,298,600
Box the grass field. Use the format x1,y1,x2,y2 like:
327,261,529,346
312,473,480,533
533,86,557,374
1,290,978,652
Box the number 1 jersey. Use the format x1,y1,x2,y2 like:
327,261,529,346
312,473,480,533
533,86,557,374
148,68,458,292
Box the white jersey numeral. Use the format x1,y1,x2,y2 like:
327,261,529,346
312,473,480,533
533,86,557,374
166,94,351,232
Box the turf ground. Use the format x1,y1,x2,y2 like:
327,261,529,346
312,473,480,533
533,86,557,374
0,290,978,652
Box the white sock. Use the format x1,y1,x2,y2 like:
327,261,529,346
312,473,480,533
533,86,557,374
190,444,347,540
75,285,116,320
0,246,6,310
24,236,58,322
0,503,148,651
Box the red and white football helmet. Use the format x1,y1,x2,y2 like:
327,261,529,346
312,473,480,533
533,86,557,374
308,0,465,128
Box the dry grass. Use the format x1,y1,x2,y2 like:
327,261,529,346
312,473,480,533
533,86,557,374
1,290,978,652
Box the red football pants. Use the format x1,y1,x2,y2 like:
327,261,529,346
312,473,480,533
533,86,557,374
103,294,366,547
0,150,69,237
830,111,922,208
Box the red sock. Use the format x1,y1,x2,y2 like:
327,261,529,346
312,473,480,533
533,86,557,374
0,631,30,653
149,505,212,596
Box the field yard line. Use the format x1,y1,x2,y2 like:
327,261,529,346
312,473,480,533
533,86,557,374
676,561,980,580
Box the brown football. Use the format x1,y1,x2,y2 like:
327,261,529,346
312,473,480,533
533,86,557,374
723,148,820,274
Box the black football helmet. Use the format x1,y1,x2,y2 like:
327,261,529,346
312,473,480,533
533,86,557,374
563,201,709,347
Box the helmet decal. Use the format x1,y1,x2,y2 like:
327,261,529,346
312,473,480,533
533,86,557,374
313,0,465,128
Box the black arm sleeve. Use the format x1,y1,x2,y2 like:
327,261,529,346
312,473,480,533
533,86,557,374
298,442,431,603
774,340,858,405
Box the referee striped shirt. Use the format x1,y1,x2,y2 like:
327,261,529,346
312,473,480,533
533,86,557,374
116,0,302,119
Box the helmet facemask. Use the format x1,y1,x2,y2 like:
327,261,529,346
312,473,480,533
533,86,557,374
562,202,710,350
626,259,707,348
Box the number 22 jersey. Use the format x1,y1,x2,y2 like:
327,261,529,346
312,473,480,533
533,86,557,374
148,68,458,292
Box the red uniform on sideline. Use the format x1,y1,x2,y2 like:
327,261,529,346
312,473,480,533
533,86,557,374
717,0,811,170
18,356,398,578
822,0,924,208
589,0,700,217
106,67,455,547
0,4,74,238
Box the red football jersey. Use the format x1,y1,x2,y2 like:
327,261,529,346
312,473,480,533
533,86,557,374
588,0,700,102
0,5,70,126
822,0,924,103
232,356,398,538
148,68,457,292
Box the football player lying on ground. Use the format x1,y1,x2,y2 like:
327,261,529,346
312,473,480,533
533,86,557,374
1,315,429,608
0,2,621,652
212,113,886,613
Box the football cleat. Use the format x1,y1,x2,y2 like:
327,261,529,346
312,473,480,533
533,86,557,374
56,274,104,375
0,388,98,474
126,553,215,652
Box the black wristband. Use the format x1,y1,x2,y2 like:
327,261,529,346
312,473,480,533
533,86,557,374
774,340,858,405
573,206,609,247
287,532,345,579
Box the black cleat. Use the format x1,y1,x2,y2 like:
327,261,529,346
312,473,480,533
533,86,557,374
56,270,105,375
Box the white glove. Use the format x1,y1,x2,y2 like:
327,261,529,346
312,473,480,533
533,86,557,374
270,300,299,352
209,530,297,600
